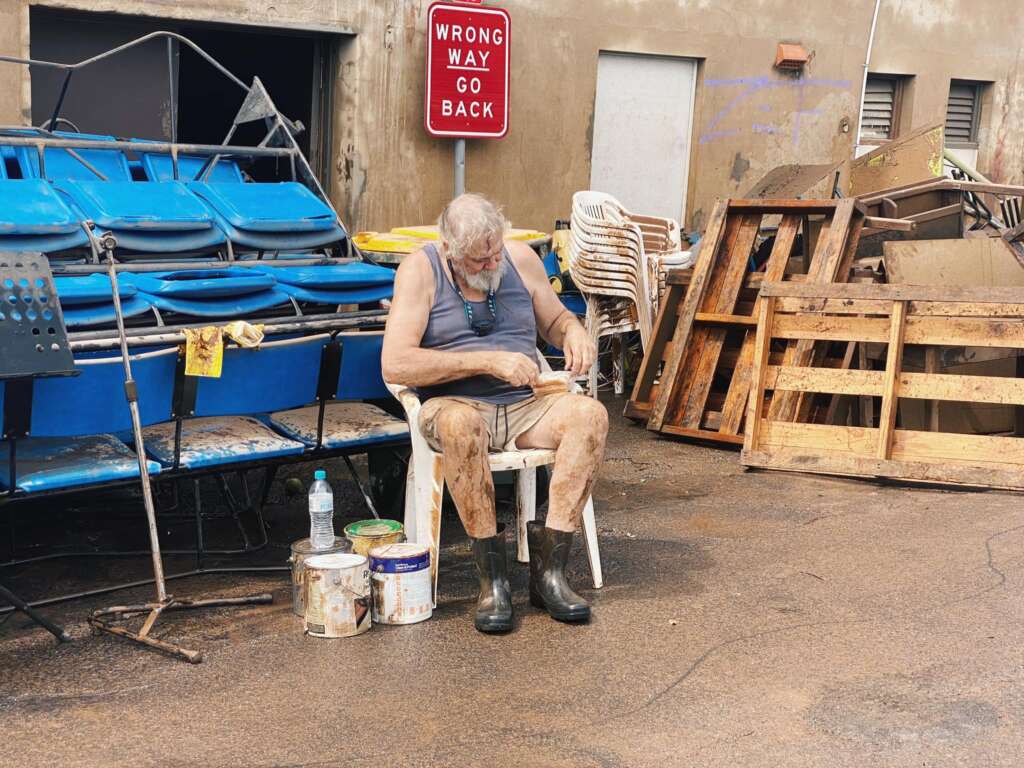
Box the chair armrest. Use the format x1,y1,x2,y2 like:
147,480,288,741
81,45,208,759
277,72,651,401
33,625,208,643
385,380,424,428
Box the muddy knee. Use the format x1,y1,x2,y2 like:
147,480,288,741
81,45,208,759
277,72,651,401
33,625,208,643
571,395,609,437
435,403,489,452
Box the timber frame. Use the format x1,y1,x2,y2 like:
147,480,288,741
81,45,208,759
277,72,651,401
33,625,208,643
625,198,866,444
742,281,1024,491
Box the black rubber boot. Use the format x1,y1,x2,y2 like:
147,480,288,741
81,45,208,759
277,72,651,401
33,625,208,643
470,523,513,633
528,522,591,623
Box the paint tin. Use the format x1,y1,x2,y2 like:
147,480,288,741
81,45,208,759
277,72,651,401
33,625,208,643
303,553,371,638
369,543,433,625
344,519,404,557
289,537,352,617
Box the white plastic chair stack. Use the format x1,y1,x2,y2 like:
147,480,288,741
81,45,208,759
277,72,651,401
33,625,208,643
568,191,681,395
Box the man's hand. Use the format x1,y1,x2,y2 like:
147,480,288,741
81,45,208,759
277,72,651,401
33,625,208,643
562,324,596,376
489,351,540,387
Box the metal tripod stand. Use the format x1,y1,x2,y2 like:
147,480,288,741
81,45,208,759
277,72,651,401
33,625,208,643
86,231,272,663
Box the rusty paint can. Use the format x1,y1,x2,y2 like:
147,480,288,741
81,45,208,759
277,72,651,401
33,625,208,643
289,537,352,617
369,543,433,625
303,553,371,638
343,519,404,557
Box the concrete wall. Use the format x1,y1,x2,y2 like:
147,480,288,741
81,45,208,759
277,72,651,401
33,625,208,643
1,0,1022,234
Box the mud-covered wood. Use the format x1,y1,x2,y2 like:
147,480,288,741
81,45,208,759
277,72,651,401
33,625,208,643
741,282,1024,491
627,198,865,444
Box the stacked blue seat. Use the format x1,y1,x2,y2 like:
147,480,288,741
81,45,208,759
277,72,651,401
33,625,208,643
0,143,89,252
121,268,292,317
254,261,395,305
54,274,155,328
13,132,225,254
139,150,347,253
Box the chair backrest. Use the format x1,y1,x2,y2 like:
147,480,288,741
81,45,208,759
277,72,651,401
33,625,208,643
335,331,390,400
0,347,178,438
16,132,133,182
140,152,244,184
192,335,328,418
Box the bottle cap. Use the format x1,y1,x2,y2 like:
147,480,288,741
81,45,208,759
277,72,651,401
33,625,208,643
314,469,326,481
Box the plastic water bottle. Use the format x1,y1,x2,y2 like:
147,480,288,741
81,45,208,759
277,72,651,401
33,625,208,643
308,469,335,550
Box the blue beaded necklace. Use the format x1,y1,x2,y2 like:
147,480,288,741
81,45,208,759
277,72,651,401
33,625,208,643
448,258,496,337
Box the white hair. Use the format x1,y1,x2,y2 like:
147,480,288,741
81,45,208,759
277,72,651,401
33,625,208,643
438,193,509,263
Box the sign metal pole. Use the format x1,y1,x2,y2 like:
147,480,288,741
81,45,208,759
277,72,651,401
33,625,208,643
454,138,466,196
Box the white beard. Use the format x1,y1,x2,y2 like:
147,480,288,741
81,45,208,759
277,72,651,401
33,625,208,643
453,255,507,293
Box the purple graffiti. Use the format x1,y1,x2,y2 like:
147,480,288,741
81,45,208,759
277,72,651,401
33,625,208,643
699,75,851,147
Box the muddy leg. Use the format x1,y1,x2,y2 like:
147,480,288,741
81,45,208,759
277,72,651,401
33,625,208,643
517,394,608,532
434,402,496,538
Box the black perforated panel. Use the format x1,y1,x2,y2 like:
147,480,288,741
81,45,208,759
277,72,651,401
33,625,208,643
0,252,75,379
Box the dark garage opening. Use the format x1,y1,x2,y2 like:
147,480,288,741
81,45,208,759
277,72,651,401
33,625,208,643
28,7,337,182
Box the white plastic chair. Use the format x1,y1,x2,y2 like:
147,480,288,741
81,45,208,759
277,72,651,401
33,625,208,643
385,352,603,606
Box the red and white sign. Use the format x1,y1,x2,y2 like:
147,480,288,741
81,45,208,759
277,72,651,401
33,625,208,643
425,2,510,139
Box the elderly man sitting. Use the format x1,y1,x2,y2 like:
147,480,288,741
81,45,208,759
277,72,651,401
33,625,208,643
382,194,608,633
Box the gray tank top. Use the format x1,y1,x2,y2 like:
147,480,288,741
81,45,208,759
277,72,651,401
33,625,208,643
417,243,536,404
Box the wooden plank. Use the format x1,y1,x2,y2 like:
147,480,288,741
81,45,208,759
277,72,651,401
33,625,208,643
694,312,759,327
646,200,731,431
659,424,746,445
741,448,1024,491
758,420,877,456
905,203,962,224
899,371,1024,406
678,213,761,429
625,281,684,416
743,296,776,453
722,215,800,436
769,200,860,422
876,301,907,459
904,317,1024,348
863,216,916,232
760,281,1024,304
766,365,884,397
775,296,1024,318
772,315,891,343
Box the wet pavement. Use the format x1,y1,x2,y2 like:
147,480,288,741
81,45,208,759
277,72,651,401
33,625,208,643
2,397,1023,767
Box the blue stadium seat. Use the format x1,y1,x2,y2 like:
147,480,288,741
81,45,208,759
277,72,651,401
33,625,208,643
268,332,408,450
254,262,394,305
139,151,245,184
14,132,225,254
0,154,89,252
54,274,156,328
121,269,291,317
188,182,347,252
0,348,177,493
141,336,321,470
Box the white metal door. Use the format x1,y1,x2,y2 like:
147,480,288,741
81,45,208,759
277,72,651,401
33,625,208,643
589,52,697,223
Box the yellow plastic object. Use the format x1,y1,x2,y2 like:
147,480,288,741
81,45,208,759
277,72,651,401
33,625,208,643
354,226,549,255
183,326,223,378
552,229,572,275
353,231,427,255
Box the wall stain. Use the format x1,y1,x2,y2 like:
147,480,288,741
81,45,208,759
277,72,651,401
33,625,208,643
729,152,750,183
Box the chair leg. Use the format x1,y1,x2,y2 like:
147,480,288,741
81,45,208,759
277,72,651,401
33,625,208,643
515,467,536,564
613,333,626,396
402,463,417,541
412,453,444,607
580,496,603,589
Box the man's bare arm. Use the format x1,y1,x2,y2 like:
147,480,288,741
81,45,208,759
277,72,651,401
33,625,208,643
381,250,538,388
507,241,595,375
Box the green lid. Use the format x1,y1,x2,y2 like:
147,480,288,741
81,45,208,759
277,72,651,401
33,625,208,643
344,519,403,538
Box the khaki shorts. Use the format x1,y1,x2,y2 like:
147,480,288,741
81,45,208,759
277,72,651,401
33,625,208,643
419,392,569,452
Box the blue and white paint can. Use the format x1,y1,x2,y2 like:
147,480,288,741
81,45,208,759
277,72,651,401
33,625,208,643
369,543,432,625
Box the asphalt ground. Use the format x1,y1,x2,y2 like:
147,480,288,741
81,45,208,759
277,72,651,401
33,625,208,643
2,398,1022,767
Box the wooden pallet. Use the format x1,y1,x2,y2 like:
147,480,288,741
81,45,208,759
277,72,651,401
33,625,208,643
742,281,1024,491
625,198,866,444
